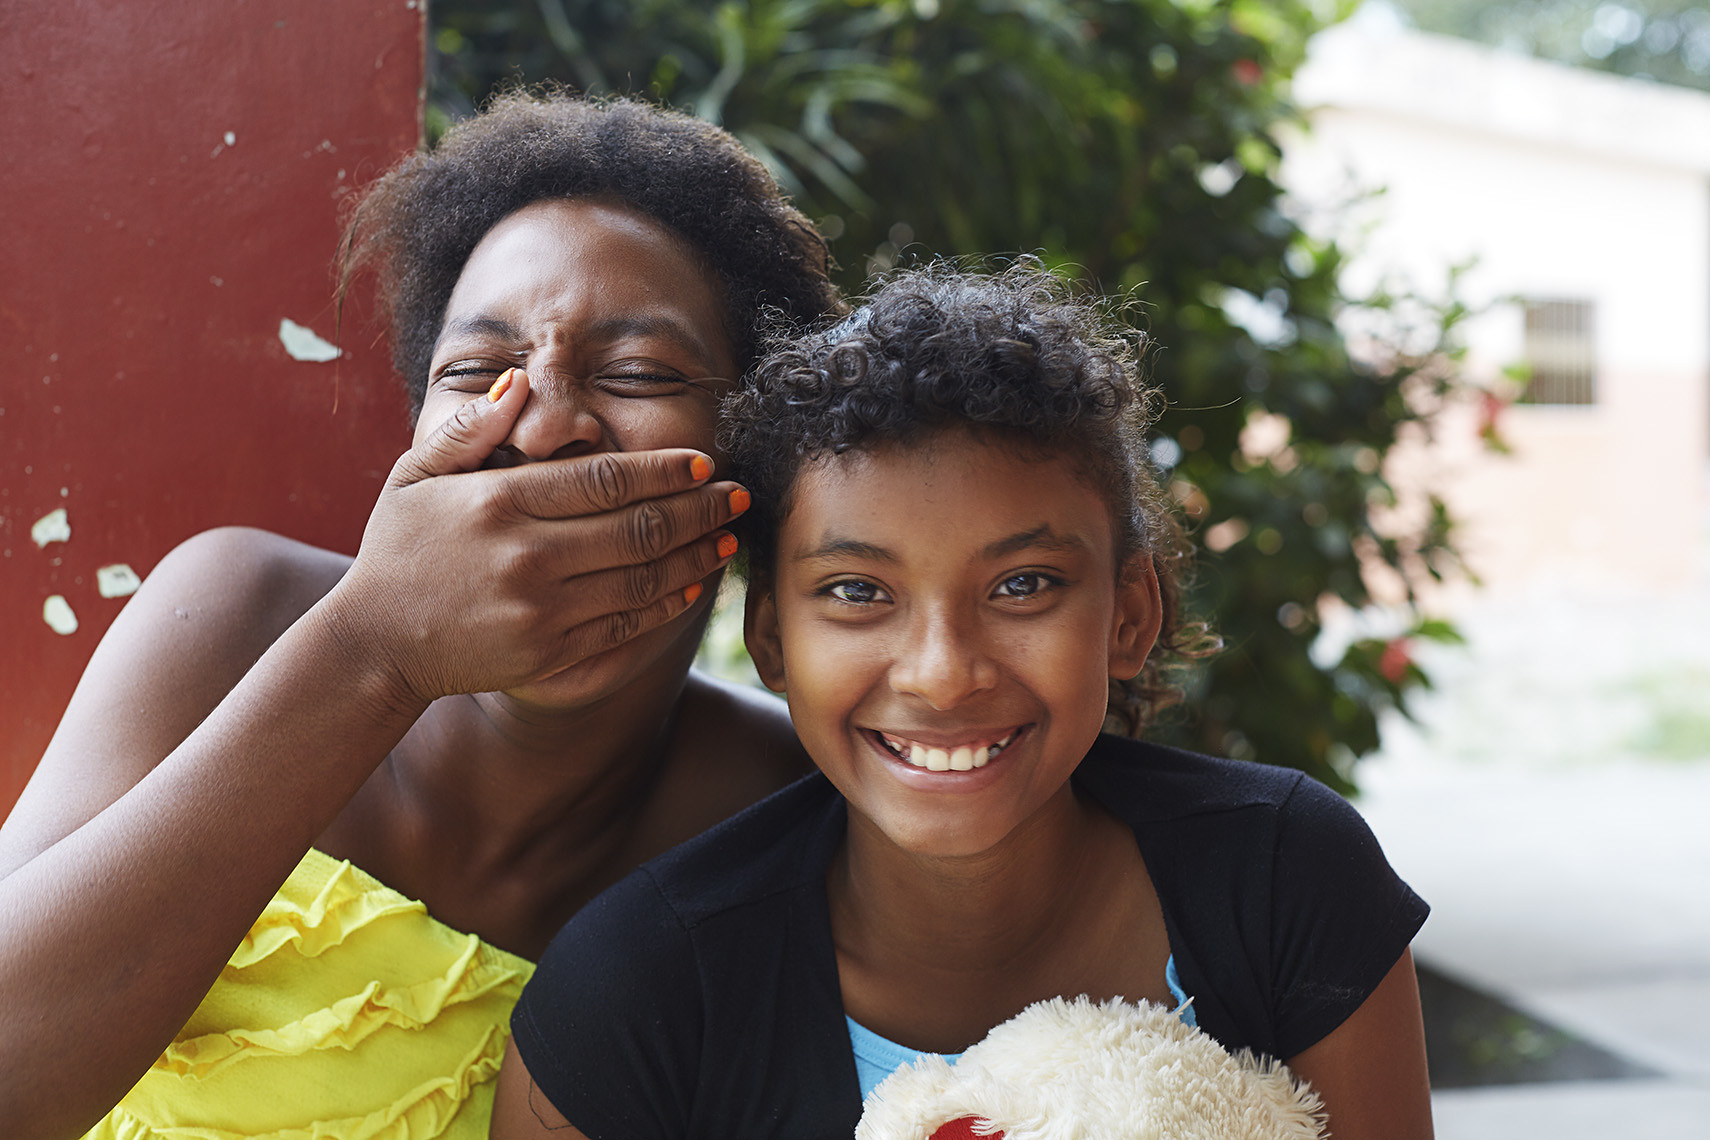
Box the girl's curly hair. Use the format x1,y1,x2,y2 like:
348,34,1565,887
341,88,846,417
722,262,1211,736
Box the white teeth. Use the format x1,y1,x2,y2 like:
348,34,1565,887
886,730,1017,770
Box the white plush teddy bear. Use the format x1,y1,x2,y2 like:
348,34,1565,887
856,997,1326,1140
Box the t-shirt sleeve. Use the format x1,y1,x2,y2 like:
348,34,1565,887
1267,774,1429,1059
510,870,703,1140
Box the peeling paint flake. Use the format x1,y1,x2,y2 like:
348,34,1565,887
97,563,143,598
278,319,341,362
43,594,78,635
31,507,70,547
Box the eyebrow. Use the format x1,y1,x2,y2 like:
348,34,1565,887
434,313,723,370
795,525,1089,565
982,525,1091,560
797,536,897,564
436,316,522,347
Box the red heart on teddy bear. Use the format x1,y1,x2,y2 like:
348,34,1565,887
928,1117,1002,1140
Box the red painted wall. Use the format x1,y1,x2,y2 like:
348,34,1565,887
1,1,424,815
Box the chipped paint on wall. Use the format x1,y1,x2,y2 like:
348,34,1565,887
5,0,423,814
43,595,78,635
96,563,142,598
31,507,70,547
278,318,342,362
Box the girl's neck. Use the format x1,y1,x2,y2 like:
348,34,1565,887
832,783,1099,964
319,639,702,955
402,652,695,868
829,783,1171,1053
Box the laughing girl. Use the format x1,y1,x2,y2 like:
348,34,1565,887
492,265,1433,1140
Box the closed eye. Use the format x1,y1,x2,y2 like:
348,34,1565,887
597,371,695,396
595,355,720,397
432,361,512,392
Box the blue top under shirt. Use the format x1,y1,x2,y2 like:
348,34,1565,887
847,954,1199,1098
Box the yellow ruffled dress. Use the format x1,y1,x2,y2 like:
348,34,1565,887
83,849,534,1140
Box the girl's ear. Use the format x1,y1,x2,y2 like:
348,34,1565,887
1109,554,1164,681
744,579,788,693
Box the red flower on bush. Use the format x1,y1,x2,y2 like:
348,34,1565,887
1379,637,1412,684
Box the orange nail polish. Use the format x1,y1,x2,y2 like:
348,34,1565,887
689,454,713,482
717,532,739,560
487,368,514,403
683,582,704,606
728,488,751,515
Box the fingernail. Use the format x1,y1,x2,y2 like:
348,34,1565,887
728,488,751,515
689,454,713,482
487,368,515,403
717,532,739,560
683,582,704,606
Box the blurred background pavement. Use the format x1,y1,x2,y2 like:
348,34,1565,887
1355,512,1710,1135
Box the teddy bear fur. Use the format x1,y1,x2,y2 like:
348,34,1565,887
855,996,1326,1140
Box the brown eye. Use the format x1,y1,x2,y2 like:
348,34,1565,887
993,573,1061,599
826,580,887,605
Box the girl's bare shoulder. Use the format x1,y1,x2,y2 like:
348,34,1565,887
675,672,809,775
0,528,355,871
89,527,354,694
644,672,813,844
145,525,353,623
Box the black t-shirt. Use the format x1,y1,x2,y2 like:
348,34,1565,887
511,736,1428,1140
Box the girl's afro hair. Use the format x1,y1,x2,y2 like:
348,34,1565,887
341,88,846,416
723,261,1211,735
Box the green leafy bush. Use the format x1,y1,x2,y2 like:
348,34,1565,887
429,0,1483,791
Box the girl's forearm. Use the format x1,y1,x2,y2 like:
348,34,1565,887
0,597,425,1140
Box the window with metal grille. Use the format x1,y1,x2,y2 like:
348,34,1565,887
1520,298,1596,405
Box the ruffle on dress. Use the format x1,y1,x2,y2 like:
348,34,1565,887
81,849,534,1140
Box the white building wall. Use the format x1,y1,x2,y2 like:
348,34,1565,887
1284,23,1710,591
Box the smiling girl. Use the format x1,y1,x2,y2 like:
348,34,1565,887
492,265,1433,1140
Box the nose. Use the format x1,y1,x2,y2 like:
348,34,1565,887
888,604,998,711
501,366,604,461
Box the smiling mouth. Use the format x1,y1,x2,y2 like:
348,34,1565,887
871,728,1023,772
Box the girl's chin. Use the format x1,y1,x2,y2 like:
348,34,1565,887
857,810,1030,862
501,629,690,714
